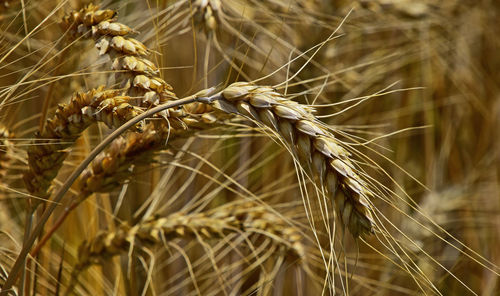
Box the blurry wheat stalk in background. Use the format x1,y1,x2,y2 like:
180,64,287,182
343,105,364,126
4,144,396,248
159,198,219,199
0,0,499,295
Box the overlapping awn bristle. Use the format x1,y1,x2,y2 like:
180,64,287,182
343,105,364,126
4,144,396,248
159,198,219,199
75,202,304,271
213,82,375,237
0,125,13,180
23,86,144,201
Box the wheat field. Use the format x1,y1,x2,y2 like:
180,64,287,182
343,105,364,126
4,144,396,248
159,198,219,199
0,0,499,295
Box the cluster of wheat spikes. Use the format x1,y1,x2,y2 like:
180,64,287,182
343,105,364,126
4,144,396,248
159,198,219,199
1,0,499,295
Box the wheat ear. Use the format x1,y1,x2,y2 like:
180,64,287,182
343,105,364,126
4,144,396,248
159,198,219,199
61,4,175,105
23,87,144,201
61,3,225,129
28,104,221,254
77,124,171,195
211,82,375,237
68,202,304,292
72,85,232,199
61,4,221,117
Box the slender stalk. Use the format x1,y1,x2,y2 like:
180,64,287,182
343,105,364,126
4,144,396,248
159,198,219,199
30,201,78,258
